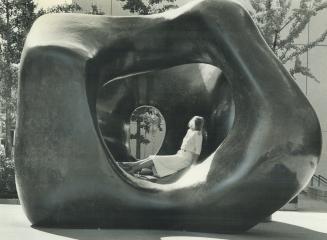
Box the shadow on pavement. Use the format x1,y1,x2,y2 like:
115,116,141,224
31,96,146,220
35,221,327,240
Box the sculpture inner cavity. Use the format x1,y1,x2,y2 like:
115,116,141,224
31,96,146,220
95,64,234,184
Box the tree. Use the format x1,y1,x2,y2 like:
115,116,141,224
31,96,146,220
130,106,164,159
0,151,16,198
119,0,177,14
89,4,105,15
249,0,327,81
37,2,81,14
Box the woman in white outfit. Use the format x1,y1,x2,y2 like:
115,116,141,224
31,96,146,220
126,116,204,178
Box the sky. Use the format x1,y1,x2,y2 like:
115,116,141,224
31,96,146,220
35,0,72,9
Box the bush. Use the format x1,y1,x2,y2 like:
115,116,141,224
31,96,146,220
0,150,18,199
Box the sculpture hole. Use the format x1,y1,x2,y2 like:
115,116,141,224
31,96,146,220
95,63,234,185
129,105,166,160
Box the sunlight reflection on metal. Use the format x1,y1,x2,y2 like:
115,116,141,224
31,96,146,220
173,154,214,188
198,64,221,93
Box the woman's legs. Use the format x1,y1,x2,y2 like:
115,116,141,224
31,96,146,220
121,158,148,167
120,156,156,174
129,158,154,174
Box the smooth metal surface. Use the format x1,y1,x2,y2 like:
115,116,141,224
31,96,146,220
16,0,321,233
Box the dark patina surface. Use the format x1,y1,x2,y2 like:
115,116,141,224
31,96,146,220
15,0,321,233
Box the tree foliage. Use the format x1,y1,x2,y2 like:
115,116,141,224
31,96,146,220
119,0,177,14
89,4,105,15
130,106,164,158
37,2,82,14
250,0,327,81
0,152,16,198
130,107,163,141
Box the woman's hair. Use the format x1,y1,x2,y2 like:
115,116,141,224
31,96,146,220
188,116,204,131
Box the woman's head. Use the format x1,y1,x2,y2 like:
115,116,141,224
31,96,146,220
188,116,204,131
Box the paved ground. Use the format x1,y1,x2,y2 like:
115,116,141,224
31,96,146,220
1,204,327,240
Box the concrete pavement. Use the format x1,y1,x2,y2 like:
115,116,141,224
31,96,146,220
1,204,327,240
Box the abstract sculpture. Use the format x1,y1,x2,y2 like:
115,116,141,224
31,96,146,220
15,0,321,233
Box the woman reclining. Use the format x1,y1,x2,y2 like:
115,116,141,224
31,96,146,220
124,116,204,178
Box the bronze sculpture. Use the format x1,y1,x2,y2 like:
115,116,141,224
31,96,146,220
15,0,321,233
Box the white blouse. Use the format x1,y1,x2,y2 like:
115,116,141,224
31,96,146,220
180,129,203,155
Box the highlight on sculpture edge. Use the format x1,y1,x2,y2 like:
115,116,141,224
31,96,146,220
15,0,322,233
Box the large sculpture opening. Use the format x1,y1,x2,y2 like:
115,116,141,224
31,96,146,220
95,63,235,184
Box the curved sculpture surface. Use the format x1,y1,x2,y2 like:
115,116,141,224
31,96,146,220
15,0,321,233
